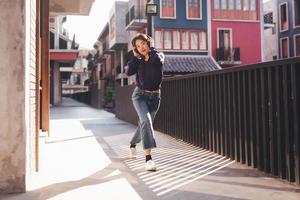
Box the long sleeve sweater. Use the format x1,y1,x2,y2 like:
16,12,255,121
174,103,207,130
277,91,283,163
125,47,164,90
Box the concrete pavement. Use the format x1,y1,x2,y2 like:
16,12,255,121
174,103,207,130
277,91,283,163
1,97,299,200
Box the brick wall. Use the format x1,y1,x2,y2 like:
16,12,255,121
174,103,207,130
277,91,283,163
28,0,37,173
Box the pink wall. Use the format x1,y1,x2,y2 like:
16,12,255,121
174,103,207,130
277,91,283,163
211,21,262,65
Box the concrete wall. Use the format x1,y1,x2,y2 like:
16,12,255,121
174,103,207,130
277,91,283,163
0,0,26,193
0,0,37,193
52,62,62,106
115,85,137,125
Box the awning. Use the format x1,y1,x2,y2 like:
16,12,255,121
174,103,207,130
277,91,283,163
50,50,78,62
163,55,221,74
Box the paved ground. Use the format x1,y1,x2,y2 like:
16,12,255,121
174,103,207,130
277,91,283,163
1,98,300,200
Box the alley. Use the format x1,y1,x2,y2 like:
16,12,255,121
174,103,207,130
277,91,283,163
1,98,300,200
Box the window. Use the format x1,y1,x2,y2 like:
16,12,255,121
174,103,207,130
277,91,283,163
221,0,227,10
155,30,163,49
182,31,189,49
199,32,207,50
250,0,256,11
214,0,220,9
191,32,199,49
295,35,300,56
294,0,300,26
173,31,180,49
187,0,201,19
164,31,172,49
280,3,288,31
218,29,232,49
229,0,234,10
161,0,175,18
281,37,289,58
243,0,249,11
236,0,242,10
155,29,207,50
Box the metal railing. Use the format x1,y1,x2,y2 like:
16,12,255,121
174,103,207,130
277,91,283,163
115,57,300,185
125,5,147,27
216,47,240,63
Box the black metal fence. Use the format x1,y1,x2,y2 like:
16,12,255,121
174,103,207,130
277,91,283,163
116,57,300,185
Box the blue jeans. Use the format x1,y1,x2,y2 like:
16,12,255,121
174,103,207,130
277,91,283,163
130,87,161,149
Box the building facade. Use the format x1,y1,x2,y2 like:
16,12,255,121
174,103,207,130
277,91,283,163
277,0,300,58
153,0,209,56
263,0,279,61
108,1,129,87
124,0,220,77
211,0,262,67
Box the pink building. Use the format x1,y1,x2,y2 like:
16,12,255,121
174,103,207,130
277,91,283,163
211,0,262,67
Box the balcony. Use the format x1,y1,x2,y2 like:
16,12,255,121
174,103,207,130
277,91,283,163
216,47,241,65
125,6,147,31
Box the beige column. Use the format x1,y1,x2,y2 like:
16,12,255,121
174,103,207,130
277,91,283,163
0,0,27,193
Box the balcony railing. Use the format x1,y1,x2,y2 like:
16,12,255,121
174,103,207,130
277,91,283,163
216,47,241,65
115,57,300,186
125,5,147,31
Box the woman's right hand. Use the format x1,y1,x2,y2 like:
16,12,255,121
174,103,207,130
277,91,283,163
147,36,155,48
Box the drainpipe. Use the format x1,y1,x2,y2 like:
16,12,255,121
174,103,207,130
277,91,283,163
207,0,212,56
260,0,264,62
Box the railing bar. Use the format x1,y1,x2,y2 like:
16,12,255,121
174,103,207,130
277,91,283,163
260,68,270,173
195,77,200,146
268,67,276,175
232,72,237,160
217,75,222,155
227,73,233,158
224,74,229,157
200,77,204,148
255,69,264,170
282,65,293,182
208,76,213,151
204,76,209,150
213,75,217,153
241,71,247,164
248,70,256,167
236,72,241,163
275,66,286,179
291,63,300,185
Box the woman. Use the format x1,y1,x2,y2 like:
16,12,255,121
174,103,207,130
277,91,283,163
125,33,164,171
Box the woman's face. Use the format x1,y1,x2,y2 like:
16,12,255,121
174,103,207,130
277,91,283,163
135,39,150,57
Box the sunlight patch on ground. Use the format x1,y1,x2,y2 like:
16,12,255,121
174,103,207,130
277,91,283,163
105,132,234,197
48,178,143,200
27,119,112,191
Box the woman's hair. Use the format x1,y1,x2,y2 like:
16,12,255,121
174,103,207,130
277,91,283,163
131,33,150,48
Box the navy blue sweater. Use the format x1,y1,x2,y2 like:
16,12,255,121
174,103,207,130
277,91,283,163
125,47,164,90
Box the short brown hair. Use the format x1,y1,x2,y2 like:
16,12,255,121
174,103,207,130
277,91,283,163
131,33,149,48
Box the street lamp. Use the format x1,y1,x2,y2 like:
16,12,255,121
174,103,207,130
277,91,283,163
146,0,158,37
